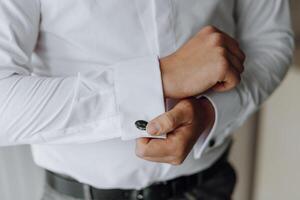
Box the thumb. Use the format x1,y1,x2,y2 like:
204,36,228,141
146,105,186,136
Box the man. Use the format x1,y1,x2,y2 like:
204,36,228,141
0,0,293,199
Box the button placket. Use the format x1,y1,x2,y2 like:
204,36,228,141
152,0,176,57
134,0,176,57
134,0,157,55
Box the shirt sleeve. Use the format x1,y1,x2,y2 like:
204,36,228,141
0,0,165,146
193,0,295,158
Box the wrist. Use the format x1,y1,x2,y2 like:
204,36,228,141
159,56,171,98
159,54,179,99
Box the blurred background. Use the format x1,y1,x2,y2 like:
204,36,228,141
231,0,300,199
0,1,299,200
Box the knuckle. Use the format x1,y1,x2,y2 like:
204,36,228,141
179,100,194,114
235,48,246,62
202,25,218,34
216,46,227,57
241,52,246,62
210,33,224,46
232,39,240,47
241,64,245,72
165,112,176,130
181,100,197,121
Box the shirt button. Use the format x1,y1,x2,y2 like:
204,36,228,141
135,120,148,131
209,138,216,148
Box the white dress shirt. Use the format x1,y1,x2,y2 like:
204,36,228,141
0,0,294,189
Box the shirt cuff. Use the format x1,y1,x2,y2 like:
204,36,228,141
193,89,242,159
113,55,166,140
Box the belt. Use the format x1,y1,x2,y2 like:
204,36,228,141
46,147,230,200
46,170,199,200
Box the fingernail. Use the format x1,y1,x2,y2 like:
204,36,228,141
147,122,160,135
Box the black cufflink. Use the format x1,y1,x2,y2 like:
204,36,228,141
135,120,148,131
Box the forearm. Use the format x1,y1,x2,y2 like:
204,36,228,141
0,72,118,145
0,55,165,146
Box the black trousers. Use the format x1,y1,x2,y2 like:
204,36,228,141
42,150,236,200
169,157,237,200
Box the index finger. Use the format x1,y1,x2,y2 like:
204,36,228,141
221,33,246,63
136,137,171,158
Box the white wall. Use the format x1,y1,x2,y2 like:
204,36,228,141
230,115,258,200
253,67,300,200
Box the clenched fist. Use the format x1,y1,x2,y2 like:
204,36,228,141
160,26,245,99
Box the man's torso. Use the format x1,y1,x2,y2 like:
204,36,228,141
31,0,235,189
